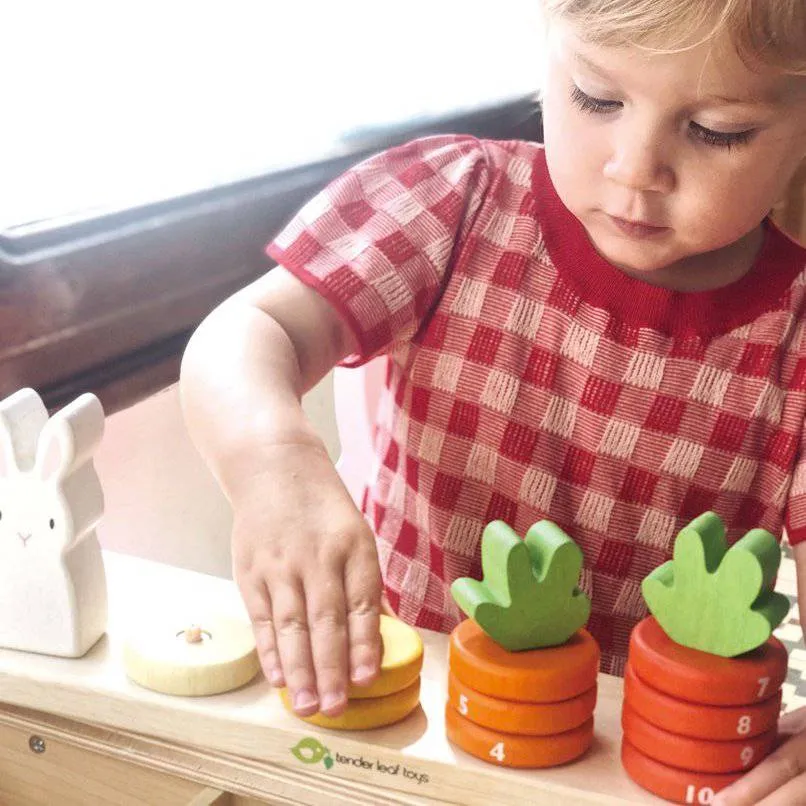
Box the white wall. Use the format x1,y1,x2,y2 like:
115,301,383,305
94,374,340,578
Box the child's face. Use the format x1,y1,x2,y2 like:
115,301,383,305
541,22,806,279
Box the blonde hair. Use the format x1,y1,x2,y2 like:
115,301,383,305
539,0,806,75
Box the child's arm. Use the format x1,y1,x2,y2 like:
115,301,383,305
179,265,384,718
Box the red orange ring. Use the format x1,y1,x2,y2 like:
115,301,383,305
622,704,776,774
629,617,787,706
624,663,781,740
622,739,742,803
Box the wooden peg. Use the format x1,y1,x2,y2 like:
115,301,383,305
450,618,599,703
451,520,591,651
0,388,107,658
622,705,776,774
629,616,787,706
642,511,791,657
445,706,593,768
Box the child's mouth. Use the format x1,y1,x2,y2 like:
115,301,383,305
607,215,669,238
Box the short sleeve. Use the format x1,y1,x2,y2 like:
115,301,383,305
266,135,490,365
785,355,806,546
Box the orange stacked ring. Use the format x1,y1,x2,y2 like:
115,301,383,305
621,617,788,803
629,617,788,706
624,664,781,741
446,619,599,768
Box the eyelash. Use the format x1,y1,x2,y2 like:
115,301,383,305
569,85,755,150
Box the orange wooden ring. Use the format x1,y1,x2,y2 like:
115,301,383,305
624,663,781,740
450,619,600,703
448,672,596,736
445,705,593,768
622,739,742,804
629,617,787,706
622,704,776,774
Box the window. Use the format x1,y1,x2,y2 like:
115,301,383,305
2,1,546,412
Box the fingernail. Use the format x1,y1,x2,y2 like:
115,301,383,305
270,669,285,686
293,689,318,712
352,664,375,684
320,692,346,713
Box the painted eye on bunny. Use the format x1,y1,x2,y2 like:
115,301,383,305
49,518,54,530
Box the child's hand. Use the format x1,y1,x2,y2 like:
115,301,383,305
712,707,806,805
230,441,385,718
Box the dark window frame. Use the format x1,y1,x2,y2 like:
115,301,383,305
0,98,542,414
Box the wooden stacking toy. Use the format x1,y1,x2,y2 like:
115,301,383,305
123,616,262,696
280,614,424,730
446,520,598,768
0,388,108,658
622,512,790,803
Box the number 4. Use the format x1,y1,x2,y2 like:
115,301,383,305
489,742,505,763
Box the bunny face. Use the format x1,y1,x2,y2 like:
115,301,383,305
0,388,105,562
0,388,108,658
0,472,73,559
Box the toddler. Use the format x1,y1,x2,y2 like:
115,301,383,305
180,2,805,800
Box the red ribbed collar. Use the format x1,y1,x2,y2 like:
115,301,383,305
533,149,806,339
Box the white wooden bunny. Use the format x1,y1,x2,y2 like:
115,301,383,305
0,388,108,657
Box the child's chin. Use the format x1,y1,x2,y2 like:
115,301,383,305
592,237,677,275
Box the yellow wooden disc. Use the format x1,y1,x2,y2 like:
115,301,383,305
123,617,260,696
281,677,421,730
347,615,424,699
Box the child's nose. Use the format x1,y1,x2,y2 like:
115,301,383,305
603,129,674,194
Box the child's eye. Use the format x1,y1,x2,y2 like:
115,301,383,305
689,121,755,150
570,85,621,115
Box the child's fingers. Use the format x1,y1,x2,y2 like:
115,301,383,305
344,552,383,687
712,729,806,806
305,565,350,717
238,576,284,687
271,580,319,716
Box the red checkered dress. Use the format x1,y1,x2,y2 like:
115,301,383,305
267,135,806,674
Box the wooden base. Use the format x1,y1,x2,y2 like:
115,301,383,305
0,552,681,805
449,620,599,702
448,672,596,735
280,678,421,731
624,664,781,740
622,705,775,774
621,739,742,804
629,617,788,706
445,706,593,769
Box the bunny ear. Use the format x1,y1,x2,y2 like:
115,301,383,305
34,394,105,482
0,388,49,474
